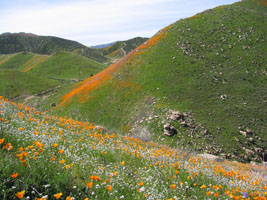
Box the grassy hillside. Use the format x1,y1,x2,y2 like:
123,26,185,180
0,70,59,98
0,33,108,63
1,98,267,200
29,51,107,80
73,48,108,63
55,0,267,162
101,37,148,58
0,52,48,72
0,54,14,65
0,52,35,70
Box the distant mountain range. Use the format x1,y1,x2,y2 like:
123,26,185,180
0,32,86,54
92,42,114,49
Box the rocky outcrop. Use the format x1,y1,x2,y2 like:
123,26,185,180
238,127,266,162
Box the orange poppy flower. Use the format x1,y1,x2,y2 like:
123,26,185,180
214,192,219,197
10,173,18,178
200,185,206,189
52,143,58,148
87,182,93,188
90,175,100,181
3,143,13,151
54,193,63,199
106,185,112,191
59,149,64,154
170,184,176,189
16,191,25,199
59,160,65,164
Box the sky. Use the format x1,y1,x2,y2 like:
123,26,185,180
0,0,239,46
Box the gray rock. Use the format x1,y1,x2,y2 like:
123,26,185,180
197,153,222,162
254,147,264,153
164,124,178,137
247,137,255,143
246,128,253,134
239,130,248,137
244,148,254,156
180,121,188,127
168,110,183,120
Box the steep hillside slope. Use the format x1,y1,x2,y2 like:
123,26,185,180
29,51,107,80
0,33,107,63
56,0,266,162
0,69,59,98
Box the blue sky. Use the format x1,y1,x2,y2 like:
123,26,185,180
0,0,239,46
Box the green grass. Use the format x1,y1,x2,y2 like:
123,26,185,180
29,51,107,80
0,69,60,98
53,0,267,162
20,80,79,111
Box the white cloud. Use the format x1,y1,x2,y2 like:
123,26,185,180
0,0,238,45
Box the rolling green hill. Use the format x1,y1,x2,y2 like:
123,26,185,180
55,0,267,162
0,32,107,63
0,51,107,103
0,69,59,98
0,51,107,80
29,51,107,80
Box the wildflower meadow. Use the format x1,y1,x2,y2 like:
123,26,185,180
0,96,267,200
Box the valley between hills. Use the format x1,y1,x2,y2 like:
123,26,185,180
0,0,267,199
